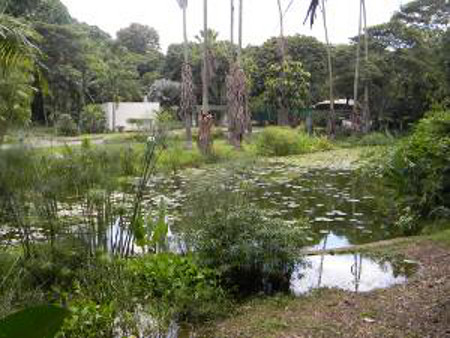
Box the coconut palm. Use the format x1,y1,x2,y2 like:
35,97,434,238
176,0,195,149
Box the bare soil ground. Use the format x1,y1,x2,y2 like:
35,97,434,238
205,238,450,338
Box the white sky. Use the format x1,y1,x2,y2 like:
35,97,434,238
60,0,411,53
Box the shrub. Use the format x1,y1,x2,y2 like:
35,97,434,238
357,132,395,146
60,254,228,337
384,110,450,217
255,127,332,156
80,104,107,134
128,254,228,322
56,114,79,136
394,207,421,236
182,188,309,295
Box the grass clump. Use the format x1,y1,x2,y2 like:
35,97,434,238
255,127,332,157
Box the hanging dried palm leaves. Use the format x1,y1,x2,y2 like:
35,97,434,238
198,110,214,154
227,62,249,148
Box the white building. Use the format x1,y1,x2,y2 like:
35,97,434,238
102,102,160,131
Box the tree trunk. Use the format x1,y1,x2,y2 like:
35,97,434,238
227,0,249,149
227,0,235,143
231,0,235,47
362,0,371,133
277,0,289,126
181,63,194,149
321,0,336,138
0,123,7,145
352,0,363,132
182,5,193,149
199,0,213,154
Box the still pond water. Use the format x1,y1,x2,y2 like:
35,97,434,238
142,162,416,295
144,162,400,252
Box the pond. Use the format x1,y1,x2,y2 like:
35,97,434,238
143,161,399,252
290,253,418,295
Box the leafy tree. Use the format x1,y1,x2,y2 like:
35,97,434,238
1,0,72,24
0,14,39,70
393,0,449,31
244,35,327,106
0,66,35,142
0,14,38,142
264,61,310,126
148,79,181,108
116,23,160,54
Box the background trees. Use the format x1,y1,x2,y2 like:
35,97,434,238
0,14,39,142
0,0,447,135
116,23,160,54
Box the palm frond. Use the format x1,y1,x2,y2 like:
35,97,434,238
304,0,320,27
0,14,40,71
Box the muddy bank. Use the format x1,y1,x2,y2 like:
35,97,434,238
208,238,450,337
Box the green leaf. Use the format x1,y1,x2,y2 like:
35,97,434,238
0,305,70,338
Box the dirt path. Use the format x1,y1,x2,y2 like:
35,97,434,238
209,239,450,337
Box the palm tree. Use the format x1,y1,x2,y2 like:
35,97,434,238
176,0,195,149
0,14,38,71
227,0,249,148
352,0,363,131
321,0,336,138
304,0,319,27
198,0,213,154
276,0,289,126
361,0,371,133
0,14,39,143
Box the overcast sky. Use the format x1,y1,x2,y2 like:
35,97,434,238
60,0,411,53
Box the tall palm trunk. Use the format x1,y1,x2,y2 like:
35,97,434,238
276,0,289,126
180,1,194,149
227,0,235,142
202,0,209,115
230,0,235,46
362,0,371,133
227,0,249,149
352,0,363,132
198,0,213,154
321,0,336,138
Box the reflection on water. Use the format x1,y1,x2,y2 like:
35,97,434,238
309,231,351,251
290,254,415,295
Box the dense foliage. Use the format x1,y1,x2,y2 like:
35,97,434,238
384,110,450,218
183,188,310,294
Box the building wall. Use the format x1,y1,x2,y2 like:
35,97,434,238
102,102,160,131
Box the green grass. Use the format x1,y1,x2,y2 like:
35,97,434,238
429,228,450,248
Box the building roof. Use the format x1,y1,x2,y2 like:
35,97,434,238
314,99,354,109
